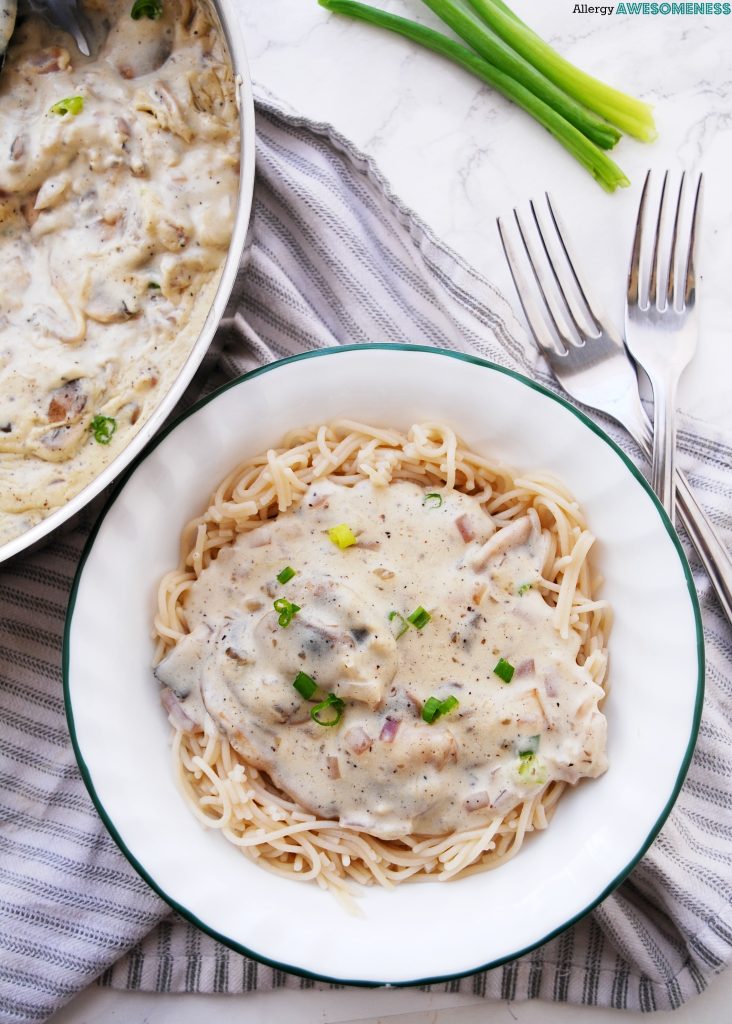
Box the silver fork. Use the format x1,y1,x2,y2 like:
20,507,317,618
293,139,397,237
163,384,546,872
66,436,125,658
625,171,702,525
497,194,732,626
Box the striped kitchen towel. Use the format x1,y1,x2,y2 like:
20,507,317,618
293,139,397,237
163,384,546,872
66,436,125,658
2,95,732,1023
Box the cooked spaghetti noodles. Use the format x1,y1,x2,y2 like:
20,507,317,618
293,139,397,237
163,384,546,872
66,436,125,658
153,421,610,899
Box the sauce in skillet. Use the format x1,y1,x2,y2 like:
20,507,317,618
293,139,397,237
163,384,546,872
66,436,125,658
0,0,239,543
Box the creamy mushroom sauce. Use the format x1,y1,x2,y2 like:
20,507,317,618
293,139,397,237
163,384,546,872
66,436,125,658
156,479,608,840
0,0,239,544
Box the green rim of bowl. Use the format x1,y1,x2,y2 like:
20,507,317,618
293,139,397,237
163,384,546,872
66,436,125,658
63,343,705,989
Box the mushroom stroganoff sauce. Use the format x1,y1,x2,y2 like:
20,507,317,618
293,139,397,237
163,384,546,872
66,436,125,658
154,422,610,896
157,477,608,839
0,0,239,544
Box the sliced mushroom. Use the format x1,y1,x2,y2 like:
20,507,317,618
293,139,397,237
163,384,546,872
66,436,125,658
47,378,87,424
9,135,25,162
38,420,87,458
134,80,192,141
189,66,227,116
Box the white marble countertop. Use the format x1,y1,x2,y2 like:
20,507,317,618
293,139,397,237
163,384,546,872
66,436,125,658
241,0,732,435
55,1,732,1019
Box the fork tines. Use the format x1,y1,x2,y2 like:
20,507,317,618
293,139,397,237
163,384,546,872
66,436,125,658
497,196,609,360
627,170,703,315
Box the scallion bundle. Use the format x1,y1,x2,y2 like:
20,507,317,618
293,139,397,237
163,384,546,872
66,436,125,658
318,0,656,190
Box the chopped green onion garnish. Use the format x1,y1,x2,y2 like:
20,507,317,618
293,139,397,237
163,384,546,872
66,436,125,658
50,96,84,117
131,0,163,19
388,610,409,639
311,693,345,727
422,697,442,724
90,414,117,445
148,281,161,290
518,582,532,595
439,694,459,715
273,597,300,627
422,694,460,724
407,606,431,630
518,734,540,755
277,566,296,584
518,750,547,784
327,523,357,549
422,492,443,509
293,671,317,700
493,657,515,683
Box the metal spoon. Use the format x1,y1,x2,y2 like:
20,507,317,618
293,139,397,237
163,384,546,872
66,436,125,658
1,0,93,66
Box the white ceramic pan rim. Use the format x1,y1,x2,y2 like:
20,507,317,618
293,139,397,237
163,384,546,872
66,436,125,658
0,0,256,565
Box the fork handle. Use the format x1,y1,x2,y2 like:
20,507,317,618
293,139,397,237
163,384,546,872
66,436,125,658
651,380,678,525
636,419,732,623
676,471,732,624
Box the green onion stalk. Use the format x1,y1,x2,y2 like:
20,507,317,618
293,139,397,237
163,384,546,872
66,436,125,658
462,0,656,140
318,0,629,192
416,0,621,150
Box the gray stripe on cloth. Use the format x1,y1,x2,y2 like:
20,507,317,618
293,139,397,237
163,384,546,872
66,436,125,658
1,93,732,1022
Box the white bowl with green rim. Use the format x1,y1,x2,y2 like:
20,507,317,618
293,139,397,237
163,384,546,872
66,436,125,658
64,344,704,986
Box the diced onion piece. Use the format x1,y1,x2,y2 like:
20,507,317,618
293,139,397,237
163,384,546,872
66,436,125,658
514,658,535,678
464,790,492,813
379,717,400,742
160,688,196,732
455,514,474,542
344,726,373,755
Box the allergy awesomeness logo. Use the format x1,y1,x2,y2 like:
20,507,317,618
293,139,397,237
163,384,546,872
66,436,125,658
573,2,731,12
